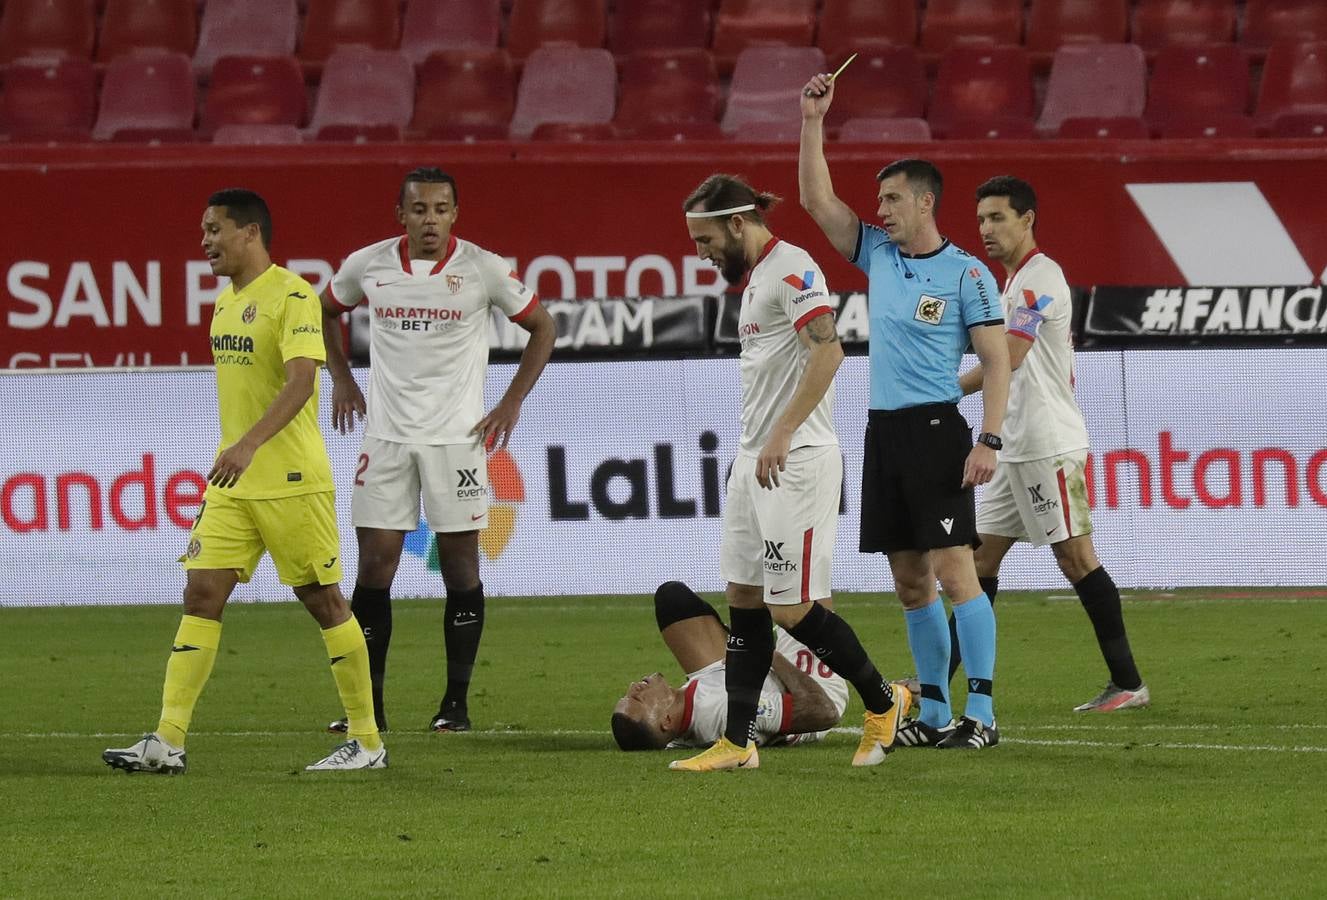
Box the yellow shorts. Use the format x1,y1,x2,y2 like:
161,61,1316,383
181,488,343,587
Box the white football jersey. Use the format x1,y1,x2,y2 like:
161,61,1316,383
735,239,839,456
999,251,1090,462
669,629,849,748
329,235,538,444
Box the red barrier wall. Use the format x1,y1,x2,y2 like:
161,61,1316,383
2,140,1325,366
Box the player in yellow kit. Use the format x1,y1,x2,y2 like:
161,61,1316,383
103,189,385,774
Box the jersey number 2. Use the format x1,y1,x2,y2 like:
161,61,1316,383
355,453,369,487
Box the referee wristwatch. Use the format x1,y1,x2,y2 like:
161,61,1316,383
976,432,1003,451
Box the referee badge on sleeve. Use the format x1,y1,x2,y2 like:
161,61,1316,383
914,294,947,325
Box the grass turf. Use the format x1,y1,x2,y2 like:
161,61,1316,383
2,589,1325,897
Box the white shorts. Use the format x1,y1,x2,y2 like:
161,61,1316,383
351,435,488,532
720,445,840,605
976,449,1092,547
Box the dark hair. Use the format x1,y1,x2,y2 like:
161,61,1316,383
398,167,458,207
975,175,1038,227
207,188,272,248
611,711,665,751
683,173,780,224
876,158,944,213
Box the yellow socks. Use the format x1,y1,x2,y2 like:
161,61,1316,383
157,615,222,748
322,617,381,752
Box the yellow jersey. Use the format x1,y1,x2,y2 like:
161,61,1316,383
208,264,334,499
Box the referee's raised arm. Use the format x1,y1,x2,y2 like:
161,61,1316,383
798,73,860,260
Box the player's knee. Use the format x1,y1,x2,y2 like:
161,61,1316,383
182,581,225,619
357,549,401,586
1052,538,1099,584
654,581,717,632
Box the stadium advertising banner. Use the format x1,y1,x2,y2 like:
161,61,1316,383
3,144,1327,367
2,350,1325,606
1086,285,1327,339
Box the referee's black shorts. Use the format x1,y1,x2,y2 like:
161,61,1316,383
859,403,977,554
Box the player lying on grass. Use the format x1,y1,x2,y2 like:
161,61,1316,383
611,581,851,750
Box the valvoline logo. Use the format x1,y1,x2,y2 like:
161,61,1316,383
782,271,816,291
403,449,526,567
1022,288,1054,311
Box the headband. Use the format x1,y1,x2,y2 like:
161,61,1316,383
684,203,756,218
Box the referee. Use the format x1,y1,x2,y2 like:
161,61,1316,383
798,72,1011,750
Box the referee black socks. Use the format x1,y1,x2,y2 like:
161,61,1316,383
443,582,486,708
350,583,392,719
1074,567,1143,691
723,605,775,747
788,602,894,715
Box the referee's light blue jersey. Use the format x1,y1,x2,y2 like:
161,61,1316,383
852,221,1004,411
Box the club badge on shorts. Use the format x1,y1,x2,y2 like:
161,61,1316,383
914,294,947,325
187,538,202,559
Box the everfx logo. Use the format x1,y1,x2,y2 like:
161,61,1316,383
763,540,784,561
1028,484,1046,503
457,468,480,488
763,540,797,573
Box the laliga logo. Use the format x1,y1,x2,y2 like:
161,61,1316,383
404,449,526,567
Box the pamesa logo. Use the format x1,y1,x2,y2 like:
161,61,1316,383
403,449,526,567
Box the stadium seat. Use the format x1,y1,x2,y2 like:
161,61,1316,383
300,0,401,67
97,0,197,63
93,52,196,141
837,116,932,142
1156,112,1256,137
920,0,1024,54
411,49,515,140
0,0,96,63
823,46,927,133
1243,1,1327,51
734,119,802,142
307,47,413,138
531,121,618,141
1256,41,1327,127
621,120,726,140
1,57,96,141
928,45,1034,139
200,56,308,137
508,46,615,139
1026,0,1129,54
1056,115,1150,139
817,0,918,62
608,0,710,54
1037,44,1145,135
944,116,1037,139
615,50,720,134
1146,44,1249,134
314,123,402,142
1269,110,1327,136
194,0,299,76
721,46,825,134
507,0,606,61
400,0,501,65
713,0,817,69
212,123,304,144
1132,0,1236,51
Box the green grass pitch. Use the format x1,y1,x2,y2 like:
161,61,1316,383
2,589,1325,897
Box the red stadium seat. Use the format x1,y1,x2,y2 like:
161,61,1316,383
411,49,515,140
609,0,710,54
1146,44,1248,134
1056,115,1150,139
212,123,304,144
1243,1,1327,51
1269,110,1327,137
817,0,918,62
721,46,825,134
1132,0,1236,51
943,116,1037,139
530,121,618,141
200,56,308,137
194,0,299,76
109,127,196,143
615,50,720,133
0,0,96,63
837,116,932,141
621,120,726,140
97,0,197,63
1256,41,1327,126
314,123,402,141
300,0,401,66
307,47,413,137
823,46,927,133
1,57,96,141
400,0,501,65
93,52,196,141
508,46,615,139
1156,112,1256,137
928,45,1034,139
921,0,1023,54
1026,0,1129,54
733,119,802,142
713,0,816,69
1037,43,1145,134
507,0,606,61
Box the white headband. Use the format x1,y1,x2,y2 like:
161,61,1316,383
685,203,756,218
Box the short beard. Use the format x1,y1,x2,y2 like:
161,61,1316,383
719,242,748,284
